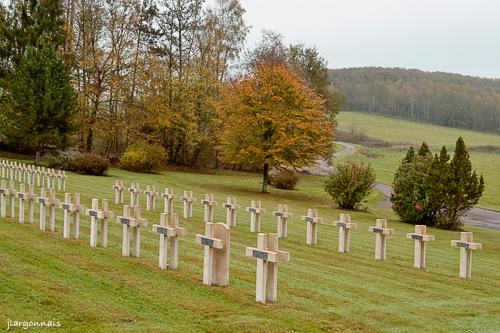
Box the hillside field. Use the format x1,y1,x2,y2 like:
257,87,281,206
336,112,500,211
0,157,499,332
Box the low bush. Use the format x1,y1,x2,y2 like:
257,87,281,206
42,150,77,170
324,161,376,209
69,153,109,176
270,170,299,190
119,142,166,173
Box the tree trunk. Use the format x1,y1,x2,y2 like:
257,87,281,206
35,150,41,166
86,128,93,152
261,163,269,193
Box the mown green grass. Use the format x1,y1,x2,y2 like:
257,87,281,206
336,112,500,211
0,158,499,332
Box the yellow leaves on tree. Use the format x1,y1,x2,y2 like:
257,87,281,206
218,61,335,192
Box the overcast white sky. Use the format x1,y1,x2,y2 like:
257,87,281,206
239,0,500,79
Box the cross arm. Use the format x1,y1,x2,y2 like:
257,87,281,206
368,226,395,235
334,221,358,229
195,234,224,249
302,216,322,224
245,247,290,263
273,211,293,218
406,233,435,241
451,240,482,250
86,209,104,219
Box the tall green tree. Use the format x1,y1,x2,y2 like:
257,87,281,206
391,137,484,229
444,137,485,228
391,142,433,225
4,36,77,164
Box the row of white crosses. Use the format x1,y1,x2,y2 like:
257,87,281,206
0,160,67,191
304,210,483,278
114,182,196,219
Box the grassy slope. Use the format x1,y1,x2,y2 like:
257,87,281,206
0,160,499,332
336,112,500,210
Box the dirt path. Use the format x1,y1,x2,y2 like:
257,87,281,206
375,183,500,230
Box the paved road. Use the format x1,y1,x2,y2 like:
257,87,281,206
375,183,500,230
302,142,353,175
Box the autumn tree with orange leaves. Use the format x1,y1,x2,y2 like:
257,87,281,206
218,61,335,192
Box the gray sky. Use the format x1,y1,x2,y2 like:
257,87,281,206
239,0,500,79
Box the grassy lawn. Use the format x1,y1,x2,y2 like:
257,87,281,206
336,112,500,211
0,156,499,332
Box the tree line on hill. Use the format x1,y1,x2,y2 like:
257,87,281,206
0,0,342,176
329,67,500,133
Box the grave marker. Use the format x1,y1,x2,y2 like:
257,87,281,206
273,204,292,238
333,214,358,253
144,185,159,211
406,225,435,269
0,180,7,218
128,183,141,206
113,180,125,204
368,219,395,260
152,213,187,269
246,200,265,232
116,205,148,257
6,180,17,218
223,197,240,227
245,233,290,303
201,194,216,223
61,193,85,239
181,191,196,219
47,189,59,232
195,222,230,286
17,184,37,224
301,209,323,245
163,188,175,214
451,232,482,279
86,199,114,247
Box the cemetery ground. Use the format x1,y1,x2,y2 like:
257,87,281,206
0,159,499,332
336,111,500,211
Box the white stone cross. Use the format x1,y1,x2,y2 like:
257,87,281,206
245,233,290,303
333,214,358,253
17,183,37,224
0,180,9,218
201,194,217,223
6,179,17,218
38,188,59,232
152,213,187,270
128,183,141,206
113,180,125,204
223,197,240,227
273,204,292,238
246,200,265,232
368,219,395,260
301,209,323,245
61,193,86,239
181,191,196,219
406,225,435,269
144,185,159,211
116,205,148,257
163,187,175,214
86,198,114,247
195,222,230,286
451,232,482,279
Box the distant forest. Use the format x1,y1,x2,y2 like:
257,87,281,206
329,67,500,133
